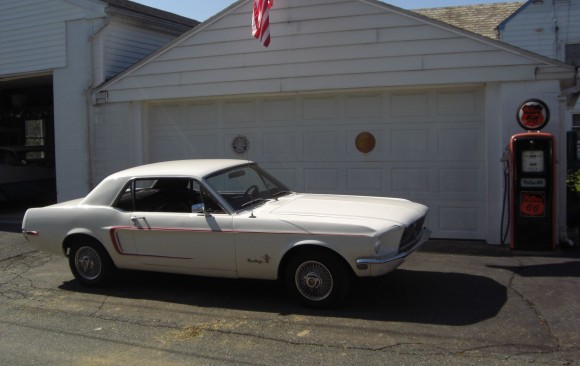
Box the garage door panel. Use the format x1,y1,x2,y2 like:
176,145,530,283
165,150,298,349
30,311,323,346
390,93,430,117
224,100,256,124
303,95,339,120
391,167,431,195
390,128,431,156
303,131,341,156
438,168,482,194
263,132,298,161
262,98,298,122
437,90,481,116
438,127,484,158
188,135,221,157
346,94,383,118
149,134,188,162
149,103,183,126
305,167,344,193
434,203,486,239
347,168,385,194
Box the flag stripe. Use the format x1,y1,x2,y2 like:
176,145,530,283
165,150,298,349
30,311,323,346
252,0,273,47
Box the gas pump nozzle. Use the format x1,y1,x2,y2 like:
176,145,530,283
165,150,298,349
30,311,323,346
501,146,510,173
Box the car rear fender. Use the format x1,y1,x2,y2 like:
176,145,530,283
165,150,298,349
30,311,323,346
62,228,105,256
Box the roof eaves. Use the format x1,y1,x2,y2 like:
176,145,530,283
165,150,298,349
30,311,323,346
102,0,199,27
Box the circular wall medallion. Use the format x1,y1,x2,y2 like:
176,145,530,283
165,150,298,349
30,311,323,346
355,132,376,154
516,99,550,131
232,135,249,154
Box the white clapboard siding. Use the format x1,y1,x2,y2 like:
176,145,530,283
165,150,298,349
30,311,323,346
500,0,580,61
0,0,104,75
103,21,180,80
100,0,561,102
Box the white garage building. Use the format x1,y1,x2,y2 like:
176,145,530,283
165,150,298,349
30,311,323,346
92,0,576,243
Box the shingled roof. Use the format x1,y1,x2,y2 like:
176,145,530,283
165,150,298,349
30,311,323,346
413,2,525,39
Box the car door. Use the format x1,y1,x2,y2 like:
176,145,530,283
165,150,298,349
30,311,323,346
115,177,236,277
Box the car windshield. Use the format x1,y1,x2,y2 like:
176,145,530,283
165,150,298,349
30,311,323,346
205,163,292,211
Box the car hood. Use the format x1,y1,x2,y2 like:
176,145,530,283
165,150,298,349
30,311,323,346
261,193,428,227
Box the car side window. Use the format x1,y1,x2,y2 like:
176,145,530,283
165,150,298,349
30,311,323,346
113,178,225,214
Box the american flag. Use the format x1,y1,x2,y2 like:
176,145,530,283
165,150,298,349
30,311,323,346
252,0,273,47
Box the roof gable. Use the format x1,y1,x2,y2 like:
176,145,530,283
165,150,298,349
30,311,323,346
96,0,573,102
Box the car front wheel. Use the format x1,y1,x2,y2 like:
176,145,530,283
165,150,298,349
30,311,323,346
68,238,114,286
285,250,350,308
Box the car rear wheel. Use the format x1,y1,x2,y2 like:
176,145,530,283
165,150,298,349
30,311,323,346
285,250,350,308
68,238,114,286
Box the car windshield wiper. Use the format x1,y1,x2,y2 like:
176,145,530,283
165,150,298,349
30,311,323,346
271,190,293,199
241,198,269,208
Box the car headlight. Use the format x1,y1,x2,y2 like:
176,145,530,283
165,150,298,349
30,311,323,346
374,240,382,255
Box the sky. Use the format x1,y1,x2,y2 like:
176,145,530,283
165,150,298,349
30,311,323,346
132,0,518,21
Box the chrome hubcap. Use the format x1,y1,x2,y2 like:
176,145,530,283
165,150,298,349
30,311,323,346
304,273,322,289
79,256,94,272
75,246,101,280
295,261,333,301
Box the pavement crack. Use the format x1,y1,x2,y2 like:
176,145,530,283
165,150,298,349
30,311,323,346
508,259,562,353
0,249,39,263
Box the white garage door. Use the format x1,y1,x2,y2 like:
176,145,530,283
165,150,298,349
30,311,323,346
147,87,486,240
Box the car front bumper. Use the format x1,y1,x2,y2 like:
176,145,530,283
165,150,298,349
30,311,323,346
355,228,431,277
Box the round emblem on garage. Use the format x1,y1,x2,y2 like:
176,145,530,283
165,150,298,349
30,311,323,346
355,132,376,154
232,135,250,154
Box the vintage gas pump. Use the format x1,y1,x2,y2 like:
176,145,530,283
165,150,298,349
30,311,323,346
509,99,556,250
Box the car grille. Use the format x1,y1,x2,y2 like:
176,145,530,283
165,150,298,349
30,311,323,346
398,215,426,254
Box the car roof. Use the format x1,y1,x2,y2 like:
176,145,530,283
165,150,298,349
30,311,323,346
81,159,255,206
107,159,253,180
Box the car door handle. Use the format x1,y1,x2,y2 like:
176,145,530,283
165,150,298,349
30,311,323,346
130,216,150,229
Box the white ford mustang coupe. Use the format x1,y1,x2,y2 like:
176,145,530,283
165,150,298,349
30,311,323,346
22,159,430,307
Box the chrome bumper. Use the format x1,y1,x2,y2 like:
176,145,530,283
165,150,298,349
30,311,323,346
356,228,431,267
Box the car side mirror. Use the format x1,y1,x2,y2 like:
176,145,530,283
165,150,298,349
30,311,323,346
191,203,205,213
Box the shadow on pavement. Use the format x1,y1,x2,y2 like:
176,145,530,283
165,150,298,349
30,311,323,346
424,240,580,259
59,267,507,326
488,261,580,277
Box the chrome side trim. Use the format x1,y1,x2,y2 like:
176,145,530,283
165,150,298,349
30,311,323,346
356,228,431,266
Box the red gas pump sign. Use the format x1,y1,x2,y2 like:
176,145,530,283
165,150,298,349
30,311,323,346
519,192,545,217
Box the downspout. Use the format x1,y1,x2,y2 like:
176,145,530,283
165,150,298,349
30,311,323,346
561,67,580,108
85,16,110,189
560,67,580,247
